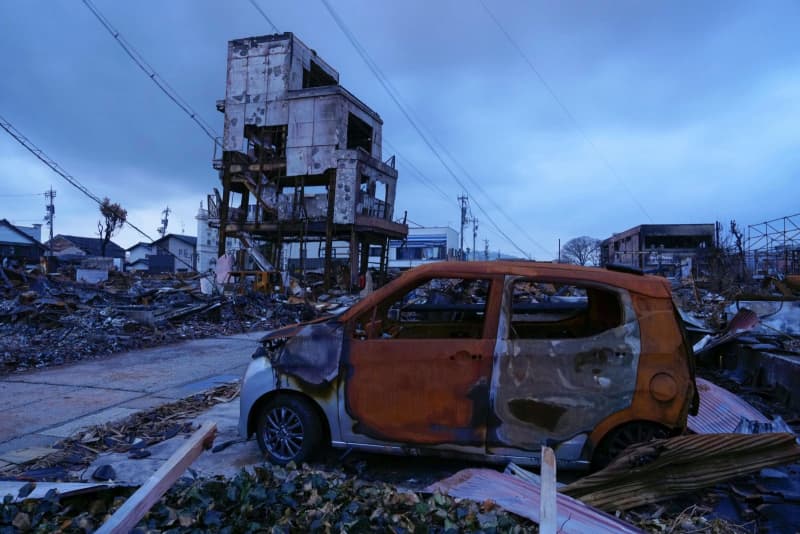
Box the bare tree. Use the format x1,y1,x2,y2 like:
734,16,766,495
561,236,601,266
97,198,127,257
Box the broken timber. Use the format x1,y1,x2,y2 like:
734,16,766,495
96,422,217,534
539,446,556,534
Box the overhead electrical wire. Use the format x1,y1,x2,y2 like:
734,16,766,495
81,0,221,146
246,2,463,220
247,0,280,33
382,138,454,205
319,0,534,259
478,0,653,223
0,114,197,270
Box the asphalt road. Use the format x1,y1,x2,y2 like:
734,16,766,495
0,331,264,461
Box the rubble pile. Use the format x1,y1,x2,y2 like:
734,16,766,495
672,276,800,354
0,266,321,375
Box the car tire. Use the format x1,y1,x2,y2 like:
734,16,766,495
255,395,322,465
591,421,669,471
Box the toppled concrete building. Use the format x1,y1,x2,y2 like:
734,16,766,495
207,32,407,289
600,224,715,275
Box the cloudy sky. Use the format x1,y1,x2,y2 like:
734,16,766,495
1,0,798,259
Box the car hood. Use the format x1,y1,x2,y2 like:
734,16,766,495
259,315,335,343
260,318,344,386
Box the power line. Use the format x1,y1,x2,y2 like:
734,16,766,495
319,0,532,259
434,138,552,256
383,88,551,256
382,138,454,205
0,193,44,197
247,0,280,33
0,114,195,271
0,116,103,206
80,0,221,146
478,0,653,223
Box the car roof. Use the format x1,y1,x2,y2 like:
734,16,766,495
339,261,672,322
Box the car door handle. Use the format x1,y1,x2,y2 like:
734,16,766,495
450,351,482,361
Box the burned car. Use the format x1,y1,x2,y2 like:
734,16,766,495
239,261,698,469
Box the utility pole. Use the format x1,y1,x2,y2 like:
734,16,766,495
44,187,55,258
458,195,469,261
471,217,478,261
484,239,489,261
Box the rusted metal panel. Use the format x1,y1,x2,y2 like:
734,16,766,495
490,277,641,450
345,338,494,445
688,377,769,434
427,468,642,534
562,433,800,511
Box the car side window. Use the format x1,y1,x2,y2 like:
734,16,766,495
509,279,623,339
356,277,490,340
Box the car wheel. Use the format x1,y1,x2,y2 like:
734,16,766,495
256,396,322,465
591,421,669,470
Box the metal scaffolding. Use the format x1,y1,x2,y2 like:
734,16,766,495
747,213,800,276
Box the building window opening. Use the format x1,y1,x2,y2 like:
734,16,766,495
245,124,287,160
302,61,337,88
347,113,373,153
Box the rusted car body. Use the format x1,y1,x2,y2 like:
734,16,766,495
239,261,698,469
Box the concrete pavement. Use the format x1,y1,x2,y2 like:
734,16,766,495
0,331,264,463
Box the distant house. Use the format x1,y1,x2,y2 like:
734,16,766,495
0,219,46,265
384,226,460,269
126,235,197,273
154,234,197,272
126,242,154,272
47,234,126,261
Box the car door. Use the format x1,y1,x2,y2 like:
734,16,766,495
343,275,500,447
487,276,641,457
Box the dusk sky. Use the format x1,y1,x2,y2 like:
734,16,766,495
1,0,798,259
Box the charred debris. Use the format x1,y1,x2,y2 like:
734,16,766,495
0,261,357,375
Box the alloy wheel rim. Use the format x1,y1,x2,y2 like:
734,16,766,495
263,406,304,461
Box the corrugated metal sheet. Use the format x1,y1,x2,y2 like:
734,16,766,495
426,468,642,534
688,377,769,434
562,433,800,511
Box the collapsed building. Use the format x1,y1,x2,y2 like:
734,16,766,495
600,223,715,275
205,32,407,289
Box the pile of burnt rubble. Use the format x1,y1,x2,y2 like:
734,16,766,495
0,265,352,375
672,275,800,354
